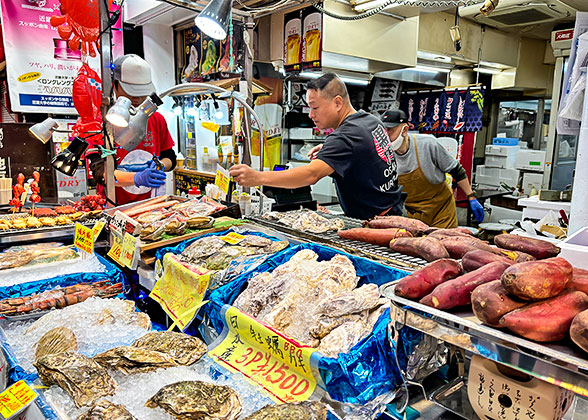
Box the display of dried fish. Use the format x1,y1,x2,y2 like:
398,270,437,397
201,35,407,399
77,400,138,420
234,251,383,356
35,327,78,362
35,351,117,408
93,346,177,374
132,331,207,365
146,380,242,420
263,210,345,233
243,401,327,420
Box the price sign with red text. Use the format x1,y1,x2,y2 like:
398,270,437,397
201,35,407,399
74,223,94,255
0,380,37,419
107,232,123,266
119,233,138,269
150,253,211,331
209,306,322,403
222,232,245,245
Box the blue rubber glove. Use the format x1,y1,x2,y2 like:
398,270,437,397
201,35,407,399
118,162,150,173
133,161,166,188
469,198,484,223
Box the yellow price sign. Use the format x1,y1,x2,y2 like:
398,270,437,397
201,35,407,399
107,232,123,266
0,380,37,419
92,221,105,238
215,164,230,194
150,253,211,331
74,223,94,255
222,232,245,245
120,233,138,268
209,306,320,403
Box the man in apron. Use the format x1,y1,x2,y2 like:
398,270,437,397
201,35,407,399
381,110,484,228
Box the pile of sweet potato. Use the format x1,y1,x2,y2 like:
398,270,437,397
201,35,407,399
394,234,588,353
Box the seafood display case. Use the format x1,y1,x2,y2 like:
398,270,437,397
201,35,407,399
381,282,588,419
0,215,103,245
249,212,427,271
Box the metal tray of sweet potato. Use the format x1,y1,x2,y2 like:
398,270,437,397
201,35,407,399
381,282,588,398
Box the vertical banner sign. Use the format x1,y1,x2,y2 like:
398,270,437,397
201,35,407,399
0,0,123,114
302,8,322,71
150,253,211,331
209,305,322,403
284,11,302,73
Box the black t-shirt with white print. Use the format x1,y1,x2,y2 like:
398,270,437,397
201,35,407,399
316,110,404,220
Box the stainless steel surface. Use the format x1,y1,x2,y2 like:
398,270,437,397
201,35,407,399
382,282,588,399
249,214,427,271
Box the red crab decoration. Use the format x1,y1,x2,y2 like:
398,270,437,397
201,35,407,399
50,0,113,57
71,63,103,146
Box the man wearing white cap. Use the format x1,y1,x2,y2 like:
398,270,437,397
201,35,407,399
110,54,177,205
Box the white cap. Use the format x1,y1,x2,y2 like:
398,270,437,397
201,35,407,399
113,54,156,97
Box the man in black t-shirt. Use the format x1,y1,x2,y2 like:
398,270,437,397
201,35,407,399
229,73,404,220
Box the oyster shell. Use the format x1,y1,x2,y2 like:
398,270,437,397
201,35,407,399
132,331,207,365
77,400,137,420
35,326,78,362
93,346,177,374
34,351,116,408
164,220,187,236
182,237,226,260
240,235,272,248
262,240,289,254
146,380,242,420
243,401,327,420
186,216,214,229
205,247,257,270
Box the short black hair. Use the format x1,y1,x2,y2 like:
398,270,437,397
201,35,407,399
307,73,349,100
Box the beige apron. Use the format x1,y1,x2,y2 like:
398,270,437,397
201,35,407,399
398,135,458,228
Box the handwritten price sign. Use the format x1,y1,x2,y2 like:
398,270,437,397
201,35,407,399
215,164,230,194
150,253,211,331
0,380,37,419
107,232,123,266
120,233,138,269
74,223,94,254
209,306,320,403
92,221,105,238
222,232,245,245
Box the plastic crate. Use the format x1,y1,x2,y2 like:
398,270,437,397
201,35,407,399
492,137,519,146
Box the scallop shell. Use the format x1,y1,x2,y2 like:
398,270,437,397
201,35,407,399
35,326,78,362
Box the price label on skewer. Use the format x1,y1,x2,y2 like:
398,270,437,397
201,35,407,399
0,380,37,419
107,232,124,266
74,223,94,255
92,221,105,239
120,233,138,269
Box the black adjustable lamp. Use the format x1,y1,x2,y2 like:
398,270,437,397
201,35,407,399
50,137,89,176
194,0,233,40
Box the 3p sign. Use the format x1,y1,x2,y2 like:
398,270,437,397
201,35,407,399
209,306,321,403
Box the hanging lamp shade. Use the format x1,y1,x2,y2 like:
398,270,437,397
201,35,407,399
194,0,233,40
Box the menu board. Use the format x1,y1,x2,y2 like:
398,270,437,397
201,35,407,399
173,168,214,196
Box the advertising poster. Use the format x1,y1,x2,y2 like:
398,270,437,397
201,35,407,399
200,35,221,76
181,26,202,81
302,8,322,71
0,0,123,114
284,11,302,73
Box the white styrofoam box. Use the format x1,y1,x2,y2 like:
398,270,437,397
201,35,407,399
522,172,544,195
518,195,571,221
288,127,314,139
476,166,519,188
559,227,588,270
516,149,546,171
468,355,574,420
485,144,519,168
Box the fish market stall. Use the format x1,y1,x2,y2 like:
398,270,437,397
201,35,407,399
380,233,588,419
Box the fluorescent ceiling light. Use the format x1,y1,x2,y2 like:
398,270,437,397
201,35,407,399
474,66,502,75
298,72,369,85
340,77,369,85
299,72,321,79
414,65,451,74
417,51,452,64
353,0,401,12
480,60,510,69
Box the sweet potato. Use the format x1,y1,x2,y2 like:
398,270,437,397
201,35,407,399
394,259,462,299
500,291,588,342
427,228,474,238
389,237,449,262
419,261,511,310
501,257,572,301
462,249,514,272
570,309,588,353
495,249,536,263
365,216,429,235
471,280,527,327
441,238,495,259
337,228,412,247
494,234,560,259
570,267,588,294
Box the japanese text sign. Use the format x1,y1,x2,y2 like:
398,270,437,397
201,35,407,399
215,164,230,194
107,232,123,266
0,380,37,419
119,233,138,269
74,223,94,255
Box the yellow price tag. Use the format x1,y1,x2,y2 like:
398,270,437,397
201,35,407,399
215,169,230,194
120,233,138,268
0,380,37,419
74,223,94,255
150,253,211,331
92,221,105,238
107,232,123,266
209,306,319,403
222,232,245,245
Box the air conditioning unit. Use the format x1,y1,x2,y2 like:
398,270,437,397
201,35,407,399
460,0,577,29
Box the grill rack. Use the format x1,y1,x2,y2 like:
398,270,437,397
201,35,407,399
249,214,427,271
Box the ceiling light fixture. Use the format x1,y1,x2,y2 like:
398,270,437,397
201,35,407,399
50,137,89,176
194,0,233,40
414,65,452,74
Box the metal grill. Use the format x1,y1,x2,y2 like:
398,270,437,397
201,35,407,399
249,214,427,271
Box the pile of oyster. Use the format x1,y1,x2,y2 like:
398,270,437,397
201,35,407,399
234,250,389,357
262,210,344,234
